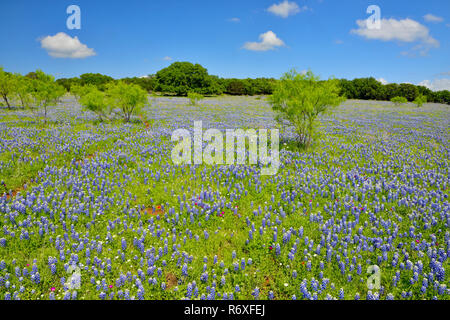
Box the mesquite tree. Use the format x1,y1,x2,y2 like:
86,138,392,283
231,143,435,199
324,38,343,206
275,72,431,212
269,69,345,148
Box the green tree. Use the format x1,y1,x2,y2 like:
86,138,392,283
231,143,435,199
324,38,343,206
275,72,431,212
413,94,427,107
269,69,345,148
390,96,408,105
187,91,204,105
107,81,147,122
398,83,419,101
79,73,114,91
226,79,246,95
155,62,222,96
14,74,34,109
78,85,109,121
0,67,17,109
31,70,66,121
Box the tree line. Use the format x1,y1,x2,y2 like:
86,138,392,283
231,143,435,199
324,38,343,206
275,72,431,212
0,67,147,122
1,62,449,107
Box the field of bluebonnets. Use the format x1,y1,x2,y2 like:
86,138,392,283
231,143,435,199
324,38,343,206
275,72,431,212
0,95,449,300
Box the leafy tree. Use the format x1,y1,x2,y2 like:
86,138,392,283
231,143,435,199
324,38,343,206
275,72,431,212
0,67,17,109
390,96,408,105
187,91,204,105
79,73,114,91
106,81,147,122
14,74,34,109
121,76,156,92
269,69,345,148
397,83,419,101
155,62,222,96
70,84,87,101
413,94,427,107
226,79,246,95
31,70,66,121
78,85,110,121
56,77,80,92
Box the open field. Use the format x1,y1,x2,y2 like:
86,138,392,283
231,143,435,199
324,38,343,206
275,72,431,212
0,96,449,300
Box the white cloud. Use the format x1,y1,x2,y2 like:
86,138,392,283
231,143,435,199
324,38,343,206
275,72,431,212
40,32,96,58
334,40,344,45
228,17,240,22
418,79,450,91
351,18,439,55
424,14,444,23
267,1,307,18
163,56,173,61
377,78,388,85
243,31,285,51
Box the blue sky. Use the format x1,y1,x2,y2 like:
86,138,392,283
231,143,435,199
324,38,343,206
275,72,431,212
0,0,449,90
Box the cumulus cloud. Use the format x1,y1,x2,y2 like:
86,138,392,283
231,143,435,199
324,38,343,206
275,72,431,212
40,32,96,58
351,18,439,55
163,56,173,61
243,31,285,51
377,78,388,85
418,79,450,91
424,14,444,23
267,1,307,18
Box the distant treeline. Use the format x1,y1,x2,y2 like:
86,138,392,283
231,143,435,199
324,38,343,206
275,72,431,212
53,62,449,104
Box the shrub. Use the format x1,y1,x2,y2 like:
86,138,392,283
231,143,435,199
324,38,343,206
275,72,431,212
390,96,408,105
413,94,427,108
269,69,345,148
78,85,109,121
106,81,148,122
187,92,204,105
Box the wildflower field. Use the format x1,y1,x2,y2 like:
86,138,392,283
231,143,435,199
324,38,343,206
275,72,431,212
0,96,449,300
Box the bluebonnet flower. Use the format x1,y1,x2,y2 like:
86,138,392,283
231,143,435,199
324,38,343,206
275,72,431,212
339,288,344,300
251,287,260,300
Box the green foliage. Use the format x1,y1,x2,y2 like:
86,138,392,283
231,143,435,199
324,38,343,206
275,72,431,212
339,77,450,105
121,76,156,92
154,62,222,96
390,96,408,105
106,81,148,122
70,84,88,101
14,73,34,109
79,73,114,91
220,78,275,95
56,77,80,92
30,70,65,120
269,69,346,148
413,94,427,107
0,66,17,109
187,91,204,105
78,85,109,121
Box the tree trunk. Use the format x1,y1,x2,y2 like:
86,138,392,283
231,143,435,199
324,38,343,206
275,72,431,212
2,94,10,109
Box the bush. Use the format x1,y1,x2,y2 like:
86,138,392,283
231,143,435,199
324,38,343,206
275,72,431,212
413,94,427,108
390,96,408,105
78,85,109,121
269,69,345,148
187,92,204,105
106,81,148,122
31,70,65,121
155,62,222,96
